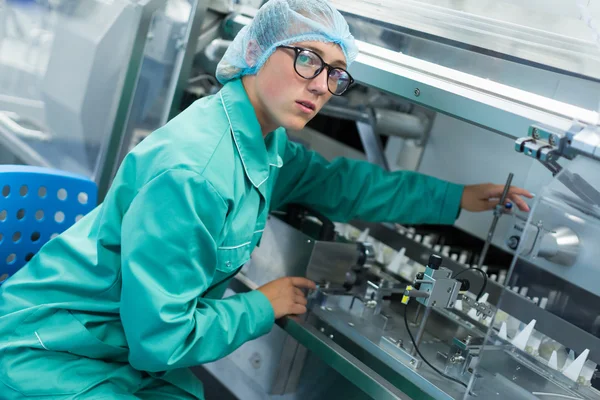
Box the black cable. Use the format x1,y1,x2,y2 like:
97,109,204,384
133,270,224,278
403,307,468,389
452,267,488,301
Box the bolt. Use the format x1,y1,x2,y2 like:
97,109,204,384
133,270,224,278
329,334,334,339
432,301,437,306
348,322,355,327
307,240,311,244
549,135,556,146
447,287,452,293
512,375,518,381
414,88,421,97
532,128,540,139
326,307,333,311
410,359,416,365
320,327,325,333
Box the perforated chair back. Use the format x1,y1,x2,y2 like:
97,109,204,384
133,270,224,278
0,165,97,284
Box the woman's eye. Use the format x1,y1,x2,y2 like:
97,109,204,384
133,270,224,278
298,53,316,66
298,53,317,66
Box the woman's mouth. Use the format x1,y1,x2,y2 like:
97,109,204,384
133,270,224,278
295,100,316,114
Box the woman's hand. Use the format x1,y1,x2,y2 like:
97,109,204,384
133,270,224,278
257,277,316,319
461,183,534,212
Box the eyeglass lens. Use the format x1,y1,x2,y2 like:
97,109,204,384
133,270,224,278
294,49,351,95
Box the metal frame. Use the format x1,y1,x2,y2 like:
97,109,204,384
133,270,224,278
164,0,209,123
229,277,413,400
349,40,598,141
225,11,599,149
280,316,414,400
350,220,600,365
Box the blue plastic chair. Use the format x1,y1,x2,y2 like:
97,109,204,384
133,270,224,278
0,165,97,284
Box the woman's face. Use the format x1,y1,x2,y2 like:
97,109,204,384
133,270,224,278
251,41,347,132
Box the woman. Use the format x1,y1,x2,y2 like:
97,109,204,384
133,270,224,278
0,0,532,398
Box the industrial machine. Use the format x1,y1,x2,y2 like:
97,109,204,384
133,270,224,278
2,0,600,399
195,1,600,399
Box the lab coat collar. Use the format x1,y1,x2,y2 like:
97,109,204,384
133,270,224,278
219,79,283,191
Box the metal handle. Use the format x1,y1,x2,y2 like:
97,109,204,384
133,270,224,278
0,111,50,141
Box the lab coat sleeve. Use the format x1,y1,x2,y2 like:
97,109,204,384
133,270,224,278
271,140,464,225
120,169,274,372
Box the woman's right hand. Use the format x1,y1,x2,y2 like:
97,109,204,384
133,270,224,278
257,277,316,319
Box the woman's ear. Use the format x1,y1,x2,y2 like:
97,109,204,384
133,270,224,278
245,39,261,67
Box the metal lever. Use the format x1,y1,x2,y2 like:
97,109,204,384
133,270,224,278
477,173,513,269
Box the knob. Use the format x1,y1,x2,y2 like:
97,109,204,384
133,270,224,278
507,236,520,250
357,242,376,266
428,254,443,270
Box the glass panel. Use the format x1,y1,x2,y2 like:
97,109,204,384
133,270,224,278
469,155,600,399
333,0,600,112
0,0,140,176
0,0,197,181
121,0,195,155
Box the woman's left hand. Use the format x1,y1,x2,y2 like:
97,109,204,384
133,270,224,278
461,183,534,213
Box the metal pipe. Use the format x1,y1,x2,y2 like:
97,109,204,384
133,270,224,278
411,306,432,356
413,303,422,324
477,172,513,269
318,104,370,123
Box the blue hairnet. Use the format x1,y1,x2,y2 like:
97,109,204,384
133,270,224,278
216,0,358,84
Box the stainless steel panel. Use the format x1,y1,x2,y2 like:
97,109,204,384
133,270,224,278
271,335,306,395
242,216,315,287
308,241,361,286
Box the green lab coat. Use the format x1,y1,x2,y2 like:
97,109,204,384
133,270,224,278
0,79,464,399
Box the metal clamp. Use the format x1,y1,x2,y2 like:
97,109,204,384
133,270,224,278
460,295,495,319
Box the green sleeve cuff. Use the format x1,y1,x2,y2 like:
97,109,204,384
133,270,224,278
439,183,464,225
243,290,275,338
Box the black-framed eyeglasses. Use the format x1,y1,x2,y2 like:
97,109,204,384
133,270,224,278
278,45,354,96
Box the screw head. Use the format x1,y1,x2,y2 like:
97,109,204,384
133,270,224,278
348,322,355,327
549,135,556,146
410,359,416,365
532,128,540,139
414,88,421,97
